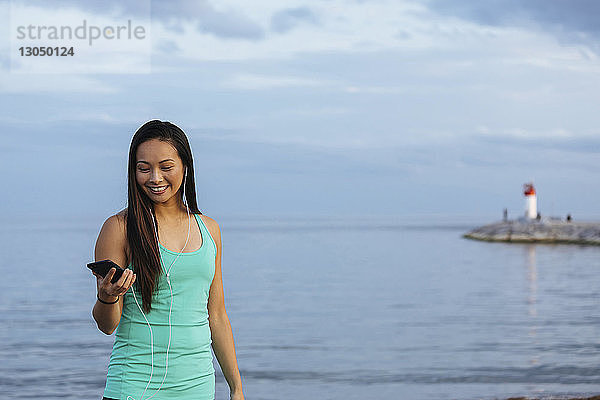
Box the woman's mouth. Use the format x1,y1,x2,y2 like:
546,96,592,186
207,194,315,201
148,185,168,195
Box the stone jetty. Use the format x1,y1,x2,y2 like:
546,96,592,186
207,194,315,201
463,218,600,245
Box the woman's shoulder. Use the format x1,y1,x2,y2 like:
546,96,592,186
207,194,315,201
99,208,127,232
96,209,129,268
115,207,127,220
104,209,127,235
103,209,128,242
197,213,221,245
197,212,219,230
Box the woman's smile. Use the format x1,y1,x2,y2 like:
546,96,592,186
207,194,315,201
148,185,169,195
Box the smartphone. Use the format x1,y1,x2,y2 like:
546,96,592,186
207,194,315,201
87,259,126,284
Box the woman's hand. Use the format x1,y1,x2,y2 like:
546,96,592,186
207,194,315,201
92,267,136,302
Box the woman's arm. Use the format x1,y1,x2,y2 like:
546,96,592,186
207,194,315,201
91,214,135,335
206,217,244,399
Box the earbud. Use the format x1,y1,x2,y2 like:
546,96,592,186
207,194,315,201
182,168,188,206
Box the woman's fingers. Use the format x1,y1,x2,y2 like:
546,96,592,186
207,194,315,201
96,268,136,297
117,271,136,295
104,267,116,285
113,268,128,286
114,269,136,296
104,268,124,296
96,268,115,297
115,270,130,295
126,271,136,288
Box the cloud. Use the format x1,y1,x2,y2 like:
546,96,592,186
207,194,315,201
0,74,120,94
0,54,8,70
155,39,180,55
473,127,600,154
270,6,318,34
194,6,264,40
344,85,407,94
426,0,600,51
222,73,330,90
20,0,265,41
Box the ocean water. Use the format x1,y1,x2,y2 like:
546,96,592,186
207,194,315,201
1,213,600,400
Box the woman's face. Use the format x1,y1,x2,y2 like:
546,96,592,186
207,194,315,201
135,138,185,204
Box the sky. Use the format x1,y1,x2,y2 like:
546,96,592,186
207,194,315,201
1,0,600,220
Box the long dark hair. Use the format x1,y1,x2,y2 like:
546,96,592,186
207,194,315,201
125,120,201,313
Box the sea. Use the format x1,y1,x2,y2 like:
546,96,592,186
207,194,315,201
1,213,599,400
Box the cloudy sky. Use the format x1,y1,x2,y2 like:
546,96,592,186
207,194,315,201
1,0,599,220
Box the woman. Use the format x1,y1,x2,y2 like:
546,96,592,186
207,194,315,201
91,120,244,400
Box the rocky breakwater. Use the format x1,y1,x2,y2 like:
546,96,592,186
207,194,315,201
463,219,600,245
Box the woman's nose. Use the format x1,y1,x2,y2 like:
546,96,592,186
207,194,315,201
149,168,163,183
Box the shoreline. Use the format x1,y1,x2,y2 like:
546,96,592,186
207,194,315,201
504,396,600,400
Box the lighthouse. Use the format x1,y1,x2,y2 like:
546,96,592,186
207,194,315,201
523,182,537,219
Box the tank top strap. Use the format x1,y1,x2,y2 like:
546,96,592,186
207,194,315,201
195,213,217,255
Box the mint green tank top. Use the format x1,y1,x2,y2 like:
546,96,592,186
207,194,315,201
103,213,216,400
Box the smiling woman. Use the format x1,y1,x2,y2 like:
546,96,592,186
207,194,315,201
90,120,245,400
136,145,181,200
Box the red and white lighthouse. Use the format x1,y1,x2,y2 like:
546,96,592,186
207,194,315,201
523,183,537,219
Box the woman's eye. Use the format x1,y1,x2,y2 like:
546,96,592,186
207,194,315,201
137,167,172,172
